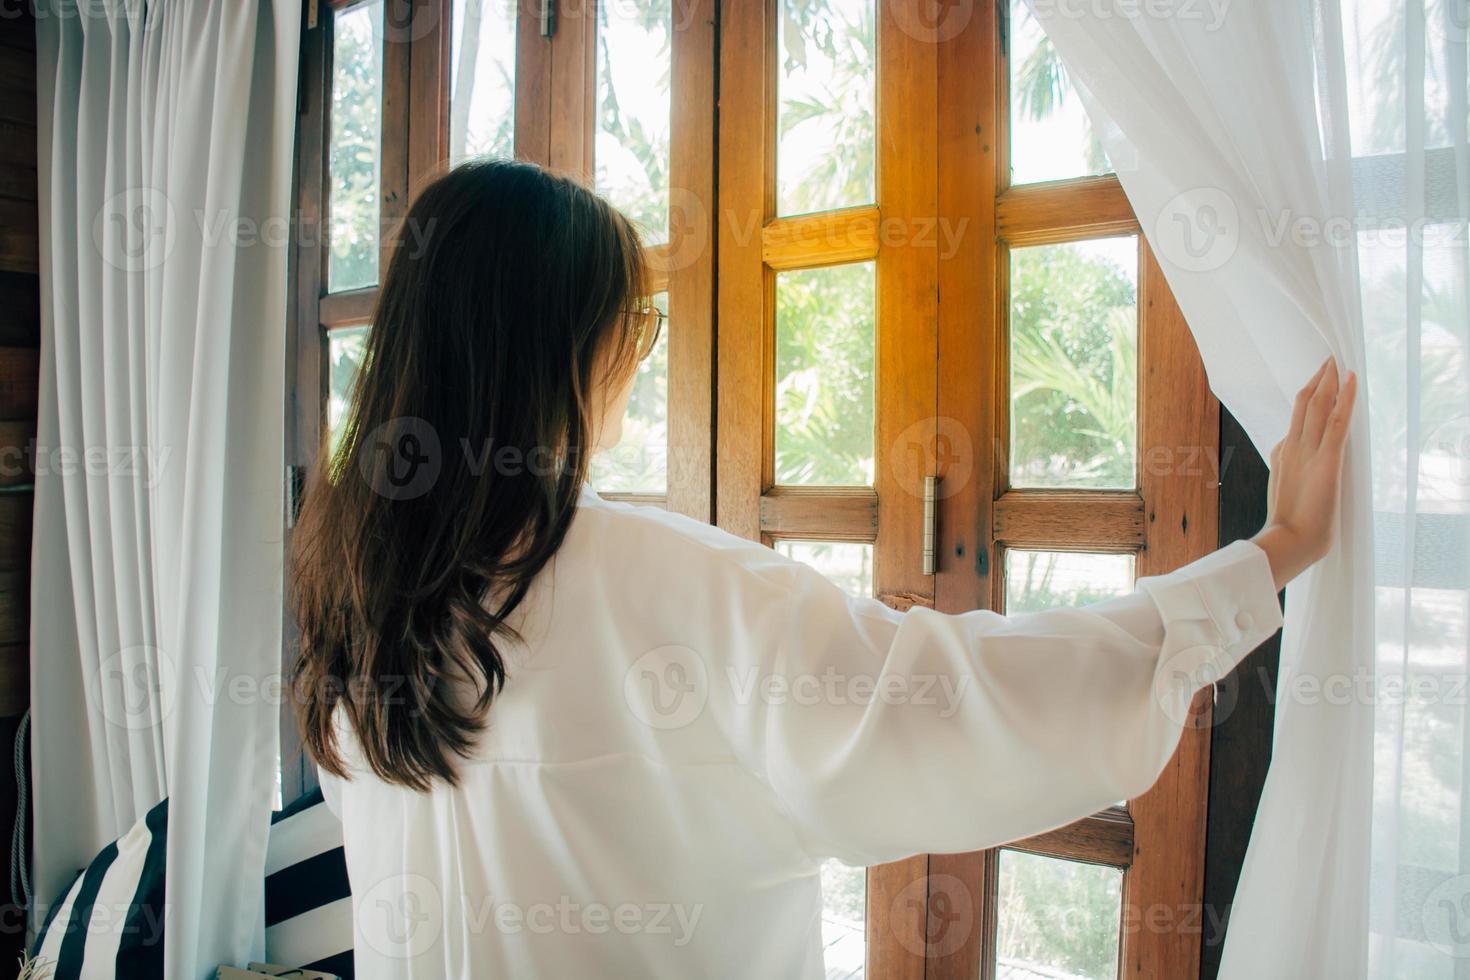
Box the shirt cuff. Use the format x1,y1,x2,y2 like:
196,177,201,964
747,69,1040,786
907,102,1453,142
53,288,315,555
1136,539,1284,688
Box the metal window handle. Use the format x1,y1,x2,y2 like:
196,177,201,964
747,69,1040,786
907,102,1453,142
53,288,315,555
921,475,938,576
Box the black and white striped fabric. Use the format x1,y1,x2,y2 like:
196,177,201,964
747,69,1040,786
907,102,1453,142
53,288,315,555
31,797,167,978
264,789,354,979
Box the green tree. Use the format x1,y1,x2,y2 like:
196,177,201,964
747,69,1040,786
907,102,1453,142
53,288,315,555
327,327,370,458
449,0,515,161
594,0,673,239
1007,552,1132,612
997,851,1122,979
1010,2,1107,177
774,263,876,485
777,0,876,214
1010,244,1138,488
328,4,383,291
587,1,675,492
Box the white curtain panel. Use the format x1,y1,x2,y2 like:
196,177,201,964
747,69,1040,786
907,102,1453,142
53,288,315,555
33,0,299,975
1023,0,1468,975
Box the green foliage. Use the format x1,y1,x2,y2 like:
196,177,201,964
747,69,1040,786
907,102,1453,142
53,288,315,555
448,0,515,161
327,326,370,458
820,859,867,929
997,850,1122,979
774,263,876,485
1009,2,1108,177
586,3,674,491
777,0,876,214
328,5,383,292
1006,551,1133,613
595,0,673,240
1010,244,1138,488
777,541,873,599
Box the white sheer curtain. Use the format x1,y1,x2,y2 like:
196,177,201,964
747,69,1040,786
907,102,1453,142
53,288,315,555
33,1,298,975
1023,0,1468,975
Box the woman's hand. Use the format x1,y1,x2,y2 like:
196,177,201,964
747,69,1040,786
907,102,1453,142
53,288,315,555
1252,357,1358,591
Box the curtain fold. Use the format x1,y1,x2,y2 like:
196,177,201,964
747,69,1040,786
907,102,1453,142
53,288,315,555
1022,0,1469,975
33,1,299,975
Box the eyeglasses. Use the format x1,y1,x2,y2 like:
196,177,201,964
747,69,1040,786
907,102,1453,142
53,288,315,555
624,303,667,360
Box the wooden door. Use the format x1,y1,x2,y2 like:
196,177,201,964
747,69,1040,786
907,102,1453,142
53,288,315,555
289,3,1226,975
716,0,940,971
927,3,1222,977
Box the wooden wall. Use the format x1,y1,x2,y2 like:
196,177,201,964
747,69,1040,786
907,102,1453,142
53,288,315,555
0,6,36,971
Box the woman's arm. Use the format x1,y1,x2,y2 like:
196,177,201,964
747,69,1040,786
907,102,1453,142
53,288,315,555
742,539,1280,865
722,360,1355,866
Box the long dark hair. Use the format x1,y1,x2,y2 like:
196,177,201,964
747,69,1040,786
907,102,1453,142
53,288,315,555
292,160,654,789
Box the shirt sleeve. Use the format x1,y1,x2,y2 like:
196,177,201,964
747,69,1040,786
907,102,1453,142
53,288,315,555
730,539,1283,867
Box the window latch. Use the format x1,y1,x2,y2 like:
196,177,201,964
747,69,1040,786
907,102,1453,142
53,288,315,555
921,475,938,576
540,1,557,38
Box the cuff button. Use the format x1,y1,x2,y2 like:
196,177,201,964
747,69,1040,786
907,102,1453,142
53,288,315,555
1235,610,1255,633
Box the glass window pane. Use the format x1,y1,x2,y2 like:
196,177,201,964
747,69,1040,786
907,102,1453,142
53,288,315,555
1005,551,1134,614
821,859,867,979
996,850,1122,980
591,292,669,493
775,263,876,486
774,540,874,597
328,0,384,293
776,0,876,215
327,326,371,455
1008,0,1110,186
450,0,517,161
595,0,672,244
1009,237,1137,489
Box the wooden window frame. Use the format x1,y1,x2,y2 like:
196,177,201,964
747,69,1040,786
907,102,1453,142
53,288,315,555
719,2,1220,975
287,1,1221,975
524,0,718,519
717,1,940,971
283,0,465,800
927,4,1220,978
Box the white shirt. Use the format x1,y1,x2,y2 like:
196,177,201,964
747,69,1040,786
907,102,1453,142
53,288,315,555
322,487,1283,979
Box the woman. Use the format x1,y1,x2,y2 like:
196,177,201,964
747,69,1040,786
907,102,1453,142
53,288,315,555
293,160,1355,978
